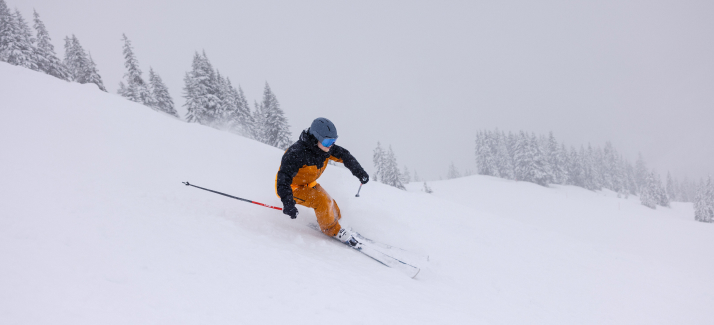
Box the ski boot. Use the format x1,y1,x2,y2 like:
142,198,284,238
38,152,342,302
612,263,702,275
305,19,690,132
335,228,361,248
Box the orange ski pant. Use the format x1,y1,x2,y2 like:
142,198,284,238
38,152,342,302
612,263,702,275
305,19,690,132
291,184,342,237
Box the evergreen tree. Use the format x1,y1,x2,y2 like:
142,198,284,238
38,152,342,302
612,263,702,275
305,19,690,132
513,131,532,182
212,70,231,128
666,172,676,202
183,51,221,125
1,6,36,69
653,171,669,207
32,10,69,80
413,170,420,182
584,144,600,190
119,34,151,105
545,132,567,184
63,36,79,81
381,146,405,190
84,53,106,91
634,153,648,194
63,35,105,91
566,146,582,187
373,142,385,182
224,81,254,137
640,172,657,209
528,133,550,186
252,100,265,140
497,130,515,180
447,162,461,179
255,82,291,149
556,143,570,184
12,8,36,70
148,67,178,117
0,0,12,62
694,177,713,223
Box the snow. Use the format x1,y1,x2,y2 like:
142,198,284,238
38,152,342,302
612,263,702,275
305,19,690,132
1,62,712,324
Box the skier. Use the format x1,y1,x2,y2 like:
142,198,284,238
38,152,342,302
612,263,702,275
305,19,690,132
276,117,369,246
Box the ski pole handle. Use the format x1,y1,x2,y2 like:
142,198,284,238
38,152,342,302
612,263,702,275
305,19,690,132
183,182,283,211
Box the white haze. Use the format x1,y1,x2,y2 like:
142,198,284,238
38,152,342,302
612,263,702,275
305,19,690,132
14,0,714,180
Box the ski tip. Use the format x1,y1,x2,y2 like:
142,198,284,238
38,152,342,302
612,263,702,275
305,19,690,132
411,268,421,279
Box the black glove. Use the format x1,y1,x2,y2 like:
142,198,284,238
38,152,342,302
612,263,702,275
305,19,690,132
283,204,298,219
357,171,369,184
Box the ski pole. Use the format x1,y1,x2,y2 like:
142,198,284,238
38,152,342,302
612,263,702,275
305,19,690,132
182,182,283,211
355,183,363,197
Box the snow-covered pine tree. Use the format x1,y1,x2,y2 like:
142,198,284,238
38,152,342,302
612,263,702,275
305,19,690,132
528,133,549,186
372,142,385,182
556,143,570,184
225,81,254,137
640,171,657,209
486,131,501,177
84,53,106,92
475,131,492,176
601,142,614,190
693,177,713,223
381,146,405,190
32,10,69,80
63,36,80,81
62,35,104,90
251,100,265,141
12,8,36,70
447,162,461,179
148,67,178,117
0,6,37,69
703,176,713,222
213,70,232,129
566,146,582,187
119,34,151,105
652,172,670,207
255,82,291,149
413,170,420,182
592,146,605,190
545,132,567,184
0,0,12,62
513,131,532,182
634,153,648,194
665,171,677,201
183,51,221,125
497,130,515,180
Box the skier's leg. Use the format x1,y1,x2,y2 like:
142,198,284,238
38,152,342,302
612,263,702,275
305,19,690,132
292,184,342,237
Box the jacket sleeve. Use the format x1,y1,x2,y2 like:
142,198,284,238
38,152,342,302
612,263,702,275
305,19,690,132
276,149,301,208
330,145,366,178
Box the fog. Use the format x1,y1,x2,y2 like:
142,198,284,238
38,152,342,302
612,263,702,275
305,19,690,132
15,0,714,181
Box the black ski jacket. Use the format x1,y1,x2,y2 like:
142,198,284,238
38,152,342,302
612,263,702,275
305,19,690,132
276,130,366,210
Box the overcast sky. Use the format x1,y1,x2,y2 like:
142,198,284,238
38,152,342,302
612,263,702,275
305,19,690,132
15,0,714,181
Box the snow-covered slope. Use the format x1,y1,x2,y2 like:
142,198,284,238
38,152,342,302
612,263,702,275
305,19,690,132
1,63,712,324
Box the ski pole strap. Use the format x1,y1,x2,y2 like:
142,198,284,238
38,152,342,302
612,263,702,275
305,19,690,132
182,182,283,211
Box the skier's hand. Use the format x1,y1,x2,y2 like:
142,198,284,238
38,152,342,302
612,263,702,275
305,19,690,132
357,171,369,184
283,204,298,219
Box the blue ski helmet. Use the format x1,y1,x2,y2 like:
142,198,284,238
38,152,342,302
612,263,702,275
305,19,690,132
309,117,338,146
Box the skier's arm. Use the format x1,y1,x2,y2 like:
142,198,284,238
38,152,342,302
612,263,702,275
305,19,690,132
277,150,301,216
330,145,369,184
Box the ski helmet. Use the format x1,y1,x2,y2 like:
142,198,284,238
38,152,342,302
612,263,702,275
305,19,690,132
309,117,338,145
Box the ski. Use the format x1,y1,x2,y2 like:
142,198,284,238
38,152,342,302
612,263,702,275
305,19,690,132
308,224,421,278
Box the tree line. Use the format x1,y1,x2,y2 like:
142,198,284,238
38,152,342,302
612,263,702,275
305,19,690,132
473,129,713,219
0,0,292,150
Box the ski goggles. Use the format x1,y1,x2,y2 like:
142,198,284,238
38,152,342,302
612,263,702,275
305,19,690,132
321,138,337,148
